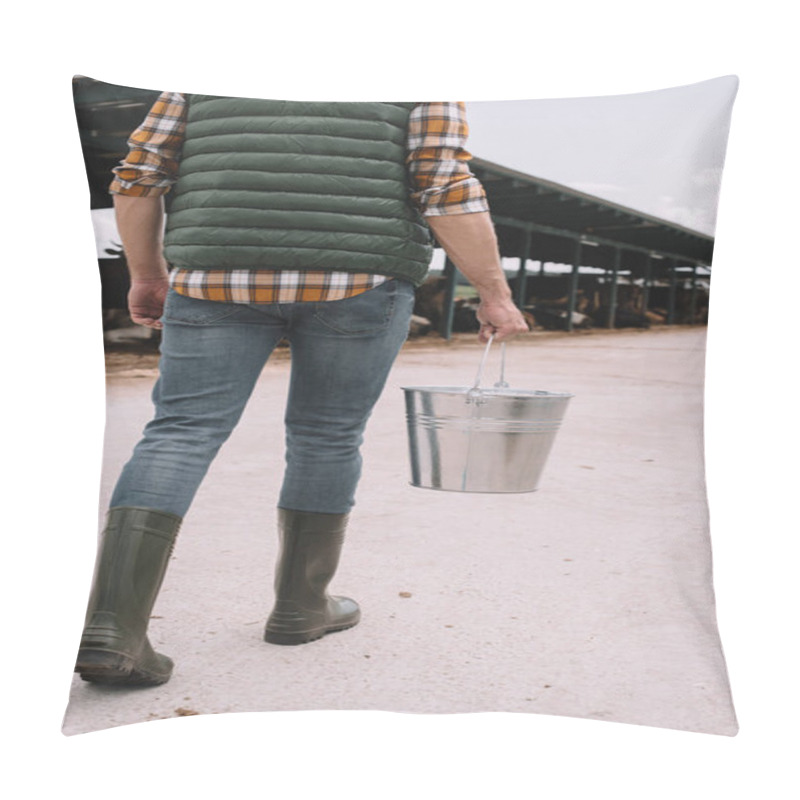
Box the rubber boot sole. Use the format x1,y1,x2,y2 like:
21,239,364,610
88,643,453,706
264,605,361,646
264,619,360,646
75,648,173,687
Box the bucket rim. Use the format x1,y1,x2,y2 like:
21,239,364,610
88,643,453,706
401,385,574,399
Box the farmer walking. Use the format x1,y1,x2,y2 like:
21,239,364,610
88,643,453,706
74,94,528,686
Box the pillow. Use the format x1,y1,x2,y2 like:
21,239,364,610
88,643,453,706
63,76,738,736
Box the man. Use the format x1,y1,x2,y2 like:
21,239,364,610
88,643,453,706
75,94,528,687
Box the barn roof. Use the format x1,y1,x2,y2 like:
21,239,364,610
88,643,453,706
470,157,714,278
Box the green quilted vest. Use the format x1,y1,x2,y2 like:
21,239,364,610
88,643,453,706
162,96,433,285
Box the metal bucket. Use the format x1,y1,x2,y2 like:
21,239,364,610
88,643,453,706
402,337,572,493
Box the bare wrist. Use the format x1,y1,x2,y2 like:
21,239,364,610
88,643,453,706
127,260,170,282
478,287,513,304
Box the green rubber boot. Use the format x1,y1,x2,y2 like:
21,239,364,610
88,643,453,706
74,506,181,686
264,509,361,645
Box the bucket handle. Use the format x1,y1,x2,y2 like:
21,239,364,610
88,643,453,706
468,335,508,402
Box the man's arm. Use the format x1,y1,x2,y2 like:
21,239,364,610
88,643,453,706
426,212,528,342
407,102,528,342
110,92,186,328
114,194,169,329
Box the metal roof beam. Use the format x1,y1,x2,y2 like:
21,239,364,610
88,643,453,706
490,214,709,267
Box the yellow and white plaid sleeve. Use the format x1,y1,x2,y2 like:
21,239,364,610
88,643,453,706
407,102,490,217
109,92,186,197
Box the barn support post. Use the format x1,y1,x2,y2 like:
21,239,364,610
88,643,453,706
566,238,582,332
642,254,653,314
667,259,678,325
514,229,533,308
607,246,621,328
689,263,698,324
439,256,458,340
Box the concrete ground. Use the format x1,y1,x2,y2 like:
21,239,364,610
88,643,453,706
62,326,737,736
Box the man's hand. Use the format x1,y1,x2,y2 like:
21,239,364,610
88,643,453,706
425,212,531,343
128,277,169,329
476,297,530,343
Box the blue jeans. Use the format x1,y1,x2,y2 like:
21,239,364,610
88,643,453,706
110,280,415,517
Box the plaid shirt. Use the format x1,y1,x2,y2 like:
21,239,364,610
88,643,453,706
111,95,489,303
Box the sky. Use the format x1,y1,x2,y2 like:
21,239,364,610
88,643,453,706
465,76,738,237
